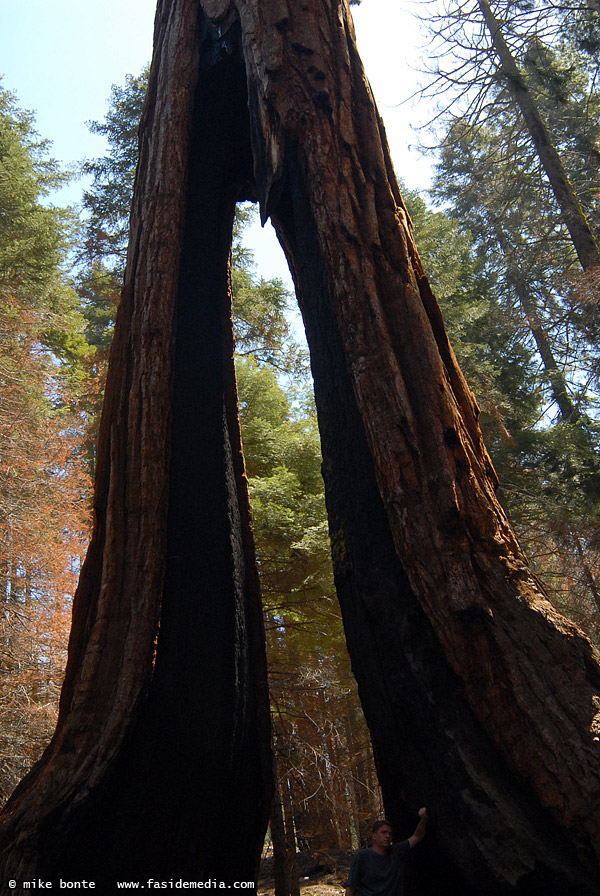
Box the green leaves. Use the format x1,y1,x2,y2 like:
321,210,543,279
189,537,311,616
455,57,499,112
237,355,327,558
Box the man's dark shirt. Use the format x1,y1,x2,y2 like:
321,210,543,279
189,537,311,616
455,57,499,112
345,841,411,896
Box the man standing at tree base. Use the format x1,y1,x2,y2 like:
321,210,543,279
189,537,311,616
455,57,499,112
345,810,428,896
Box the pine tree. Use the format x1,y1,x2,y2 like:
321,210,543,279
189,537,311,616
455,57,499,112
418,0,600,268
0,83,91,803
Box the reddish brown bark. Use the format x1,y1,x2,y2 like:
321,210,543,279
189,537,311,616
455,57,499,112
220,0,600,891
0,0,271,884
1,1,599,893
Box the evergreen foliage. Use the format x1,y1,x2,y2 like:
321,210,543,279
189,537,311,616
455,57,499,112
237,356,380,853
0,83,91,803
81,69,148,271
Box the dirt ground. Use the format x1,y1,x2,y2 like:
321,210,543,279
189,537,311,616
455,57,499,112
257,851,349,896
258,883,344,896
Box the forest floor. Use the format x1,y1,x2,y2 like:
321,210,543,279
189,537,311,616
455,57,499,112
258,882,344,896
257,851,349,896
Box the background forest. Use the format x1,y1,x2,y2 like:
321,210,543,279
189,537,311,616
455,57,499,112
1,0,599,881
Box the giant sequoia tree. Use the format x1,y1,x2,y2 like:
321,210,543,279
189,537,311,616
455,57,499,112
1,1,600,893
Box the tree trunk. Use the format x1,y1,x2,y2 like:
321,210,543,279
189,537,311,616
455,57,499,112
490,216,581,422
281,775,301,896
225,0,600,891
573,531,600,616
1,1,600,893
0,0,271,883
477,0,600,271
270,756,291,896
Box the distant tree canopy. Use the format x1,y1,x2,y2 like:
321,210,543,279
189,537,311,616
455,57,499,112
0,82,91,802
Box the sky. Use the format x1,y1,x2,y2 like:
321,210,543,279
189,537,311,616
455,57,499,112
0,0,435,285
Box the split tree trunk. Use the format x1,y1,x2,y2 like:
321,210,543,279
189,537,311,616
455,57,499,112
0,0,271,884
1,1,600,893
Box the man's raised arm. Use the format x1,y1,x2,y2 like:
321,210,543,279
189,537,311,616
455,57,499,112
408,807,428,848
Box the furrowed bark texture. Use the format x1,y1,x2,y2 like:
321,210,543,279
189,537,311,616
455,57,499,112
1,0,599,891
204,0,600,892
0,0,271,883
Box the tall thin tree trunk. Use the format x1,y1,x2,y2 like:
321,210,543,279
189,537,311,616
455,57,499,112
323,723,345,849
573,531,600,615
340,715,362,850
477,0,600,271
491,217,581,421
281,775,300,896
271,754,292,896
517,286,579,419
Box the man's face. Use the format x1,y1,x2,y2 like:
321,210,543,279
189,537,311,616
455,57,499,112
372,824,393,852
